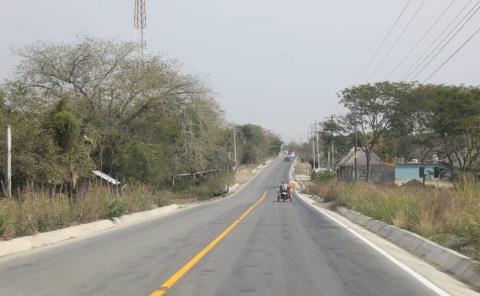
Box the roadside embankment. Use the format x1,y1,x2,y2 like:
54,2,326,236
305,181,480,261
234,158,273,185
303,180,480,290
0,204,180,258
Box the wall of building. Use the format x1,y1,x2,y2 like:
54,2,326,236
338,165,394,184
395,163,452,181
395,166,420,181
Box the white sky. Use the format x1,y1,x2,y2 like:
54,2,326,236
1,0,480,141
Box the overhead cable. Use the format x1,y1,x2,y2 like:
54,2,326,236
385,0,457,80
403,0,478,80
411,1,480,80
367,0,428,81
423,26,480,82
356,0,414,82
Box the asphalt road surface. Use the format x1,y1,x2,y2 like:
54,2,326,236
0,157,440,296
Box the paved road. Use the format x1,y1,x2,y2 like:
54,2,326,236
0,157,439,296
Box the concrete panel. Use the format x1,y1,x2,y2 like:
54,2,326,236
335,206,480,291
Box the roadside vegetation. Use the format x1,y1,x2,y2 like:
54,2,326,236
306,179,480,261
0,184,169,240
0,36,281,240
287,82,480,181
310,171,336,182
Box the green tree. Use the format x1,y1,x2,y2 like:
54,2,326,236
340,82,410,181
417,84,480,173
48,108,80,153
1,36,283,196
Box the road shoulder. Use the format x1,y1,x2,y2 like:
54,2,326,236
296,193,480,296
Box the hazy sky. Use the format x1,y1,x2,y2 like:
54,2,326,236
1,0,480,141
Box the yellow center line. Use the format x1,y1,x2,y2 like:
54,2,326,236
150,191,267,296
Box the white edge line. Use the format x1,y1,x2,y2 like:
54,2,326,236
289,160,449,296
296,194,450,296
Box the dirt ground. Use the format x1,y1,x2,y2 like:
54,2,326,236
395,179,454,189
294,161,311,176
234,163,263,184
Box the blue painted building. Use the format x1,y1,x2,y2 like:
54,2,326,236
395,161,452,182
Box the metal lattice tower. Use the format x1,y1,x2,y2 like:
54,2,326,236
134,0,147,58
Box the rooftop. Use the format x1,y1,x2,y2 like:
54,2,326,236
337,148,386,167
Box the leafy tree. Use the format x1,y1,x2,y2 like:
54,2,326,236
48,110,80,153
340,82,410,181
338,82,480,180
417,84,480,173
319,118,351,168
0,36,283,196
236,124,281,164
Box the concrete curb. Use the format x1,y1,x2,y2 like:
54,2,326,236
250,159,273,175
229,183,240,192
0,204,180,258
336,206,480,290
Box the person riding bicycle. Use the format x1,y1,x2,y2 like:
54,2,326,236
279,181,289,193
278,181,291,201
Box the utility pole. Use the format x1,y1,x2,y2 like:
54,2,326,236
233,125,237,169
310,125,316,170
226,152,231,192
330,115,335,171
354,124,358,181
315,121,320,169
324,115,339,171
4,126,11,198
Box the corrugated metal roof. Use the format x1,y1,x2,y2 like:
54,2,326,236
396,161,450,167
91,170,121,185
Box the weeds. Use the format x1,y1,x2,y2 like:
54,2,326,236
0,184,189,240
311,171,336,182
306,180,480,260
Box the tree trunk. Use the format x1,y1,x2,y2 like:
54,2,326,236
365,150,371,183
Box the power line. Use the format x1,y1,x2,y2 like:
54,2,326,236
356,0,414,82
423,26,480,82
402,0,476,80
367,0,428,81
411,1,480,80
403,0,477,80
409,0,480,80
385,0,457,80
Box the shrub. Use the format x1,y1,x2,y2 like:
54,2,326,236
106,199,127,219
47,110,80,153
0,183,188,240
311,171,336,182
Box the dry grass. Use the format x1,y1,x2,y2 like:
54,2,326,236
234,163,260,184
294,161,311,176
306,181,480,260
0,184,186,240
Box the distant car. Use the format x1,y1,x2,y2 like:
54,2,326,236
284,157,290,161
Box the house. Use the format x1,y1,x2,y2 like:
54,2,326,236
337,148,394,184
395,161,452,183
